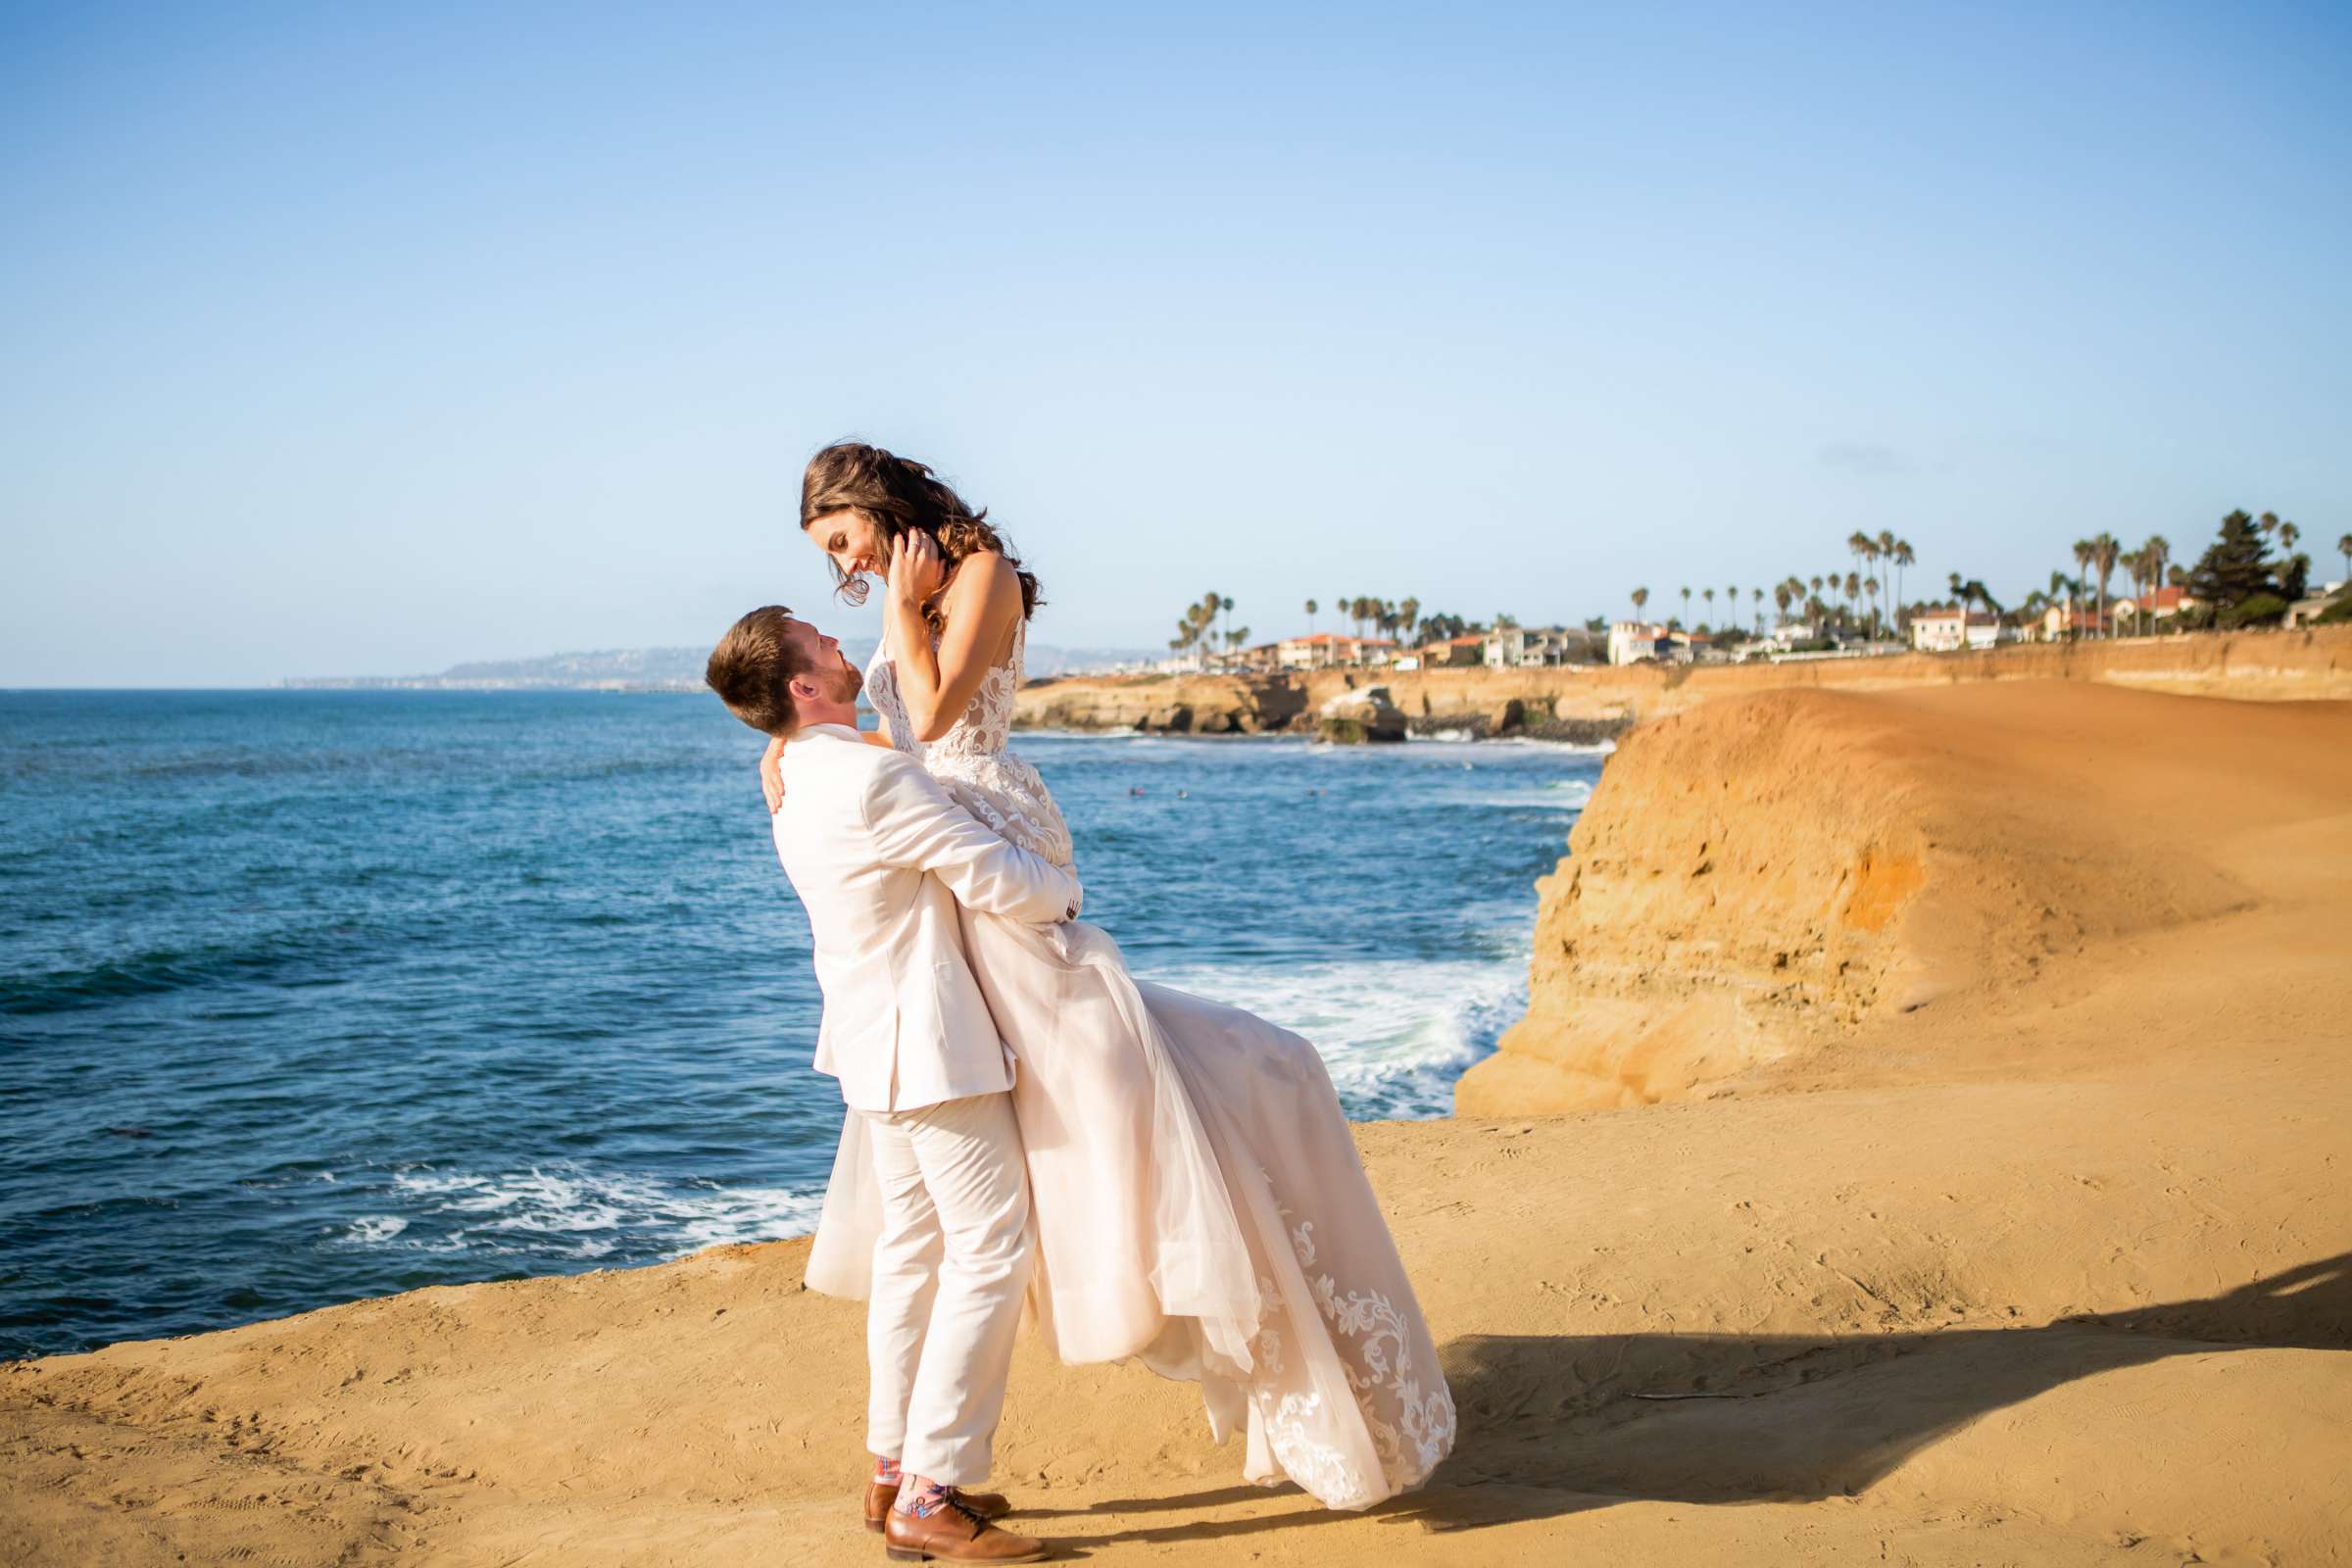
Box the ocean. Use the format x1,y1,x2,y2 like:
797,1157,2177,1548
0,691,1599,1359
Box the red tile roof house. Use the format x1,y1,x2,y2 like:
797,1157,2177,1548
1275,633,1398,670
1420,634,1488,668
2036,605,2112,641
2110,585,2199,624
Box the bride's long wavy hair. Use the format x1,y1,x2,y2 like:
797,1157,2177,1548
799,442,1043,628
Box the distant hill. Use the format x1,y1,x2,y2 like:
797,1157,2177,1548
1023,645,1166,677
283,640,1160,690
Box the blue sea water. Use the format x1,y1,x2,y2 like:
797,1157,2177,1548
0,691,1599,1359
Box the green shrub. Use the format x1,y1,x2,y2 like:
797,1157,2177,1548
2218,593,2288,629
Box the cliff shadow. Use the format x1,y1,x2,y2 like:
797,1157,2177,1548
1038,1252,2347,1547
1414,1250,2351,1532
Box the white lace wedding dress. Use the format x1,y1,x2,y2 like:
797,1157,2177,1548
804,617,1456,1510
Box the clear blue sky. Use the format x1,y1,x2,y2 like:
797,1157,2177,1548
3,1,2346,685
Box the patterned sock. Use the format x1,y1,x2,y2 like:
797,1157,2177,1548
872,1456,902,1485
893,1478,954,1518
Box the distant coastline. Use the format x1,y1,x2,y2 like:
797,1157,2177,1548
282,640,1161,693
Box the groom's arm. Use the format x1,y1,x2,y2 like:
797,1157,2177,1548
860,757,1080,923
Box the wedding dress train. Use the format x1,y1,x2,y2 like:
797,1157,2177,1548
804,619,1456,1509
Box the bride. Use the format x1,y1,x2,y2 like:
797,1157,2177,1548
766,441,1454,1510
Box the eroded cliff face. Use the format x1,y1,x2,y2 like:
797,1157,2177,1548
1014,672,1309,734
1455,693,1940,1114
1453,682,2284,1115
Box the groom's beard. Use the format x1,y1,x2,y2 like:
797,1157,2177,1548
828,661,864,704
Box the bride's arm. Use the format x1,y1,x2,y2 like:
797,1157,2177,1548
758,717,893,815
885,535,1024,743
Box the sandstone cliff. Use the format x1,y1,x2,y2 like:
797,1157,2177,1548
1455,679,2352,1114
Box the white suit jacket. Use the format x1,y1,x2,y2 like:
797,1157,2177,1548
770,722,1079,1113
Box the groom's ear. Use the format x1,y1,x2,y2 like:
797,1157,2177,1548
782,673,827,724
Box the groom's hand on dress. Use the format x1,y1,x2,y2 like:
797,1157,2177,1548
760,736,786,814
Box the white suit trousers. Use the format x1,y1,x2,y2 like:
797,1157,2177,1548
859,1090,1032,1486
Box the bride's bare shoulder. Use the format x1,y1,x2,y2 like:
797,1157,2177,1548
947,549,1018,600
940,551,1024,662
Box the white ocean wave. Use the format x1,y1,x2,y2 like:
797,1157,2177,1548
1431,776,1594,813
354,1162,827,1252
1140,945,1531,1122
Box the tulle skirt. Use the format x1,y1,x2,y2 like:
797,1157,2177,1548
804,912,1456,1510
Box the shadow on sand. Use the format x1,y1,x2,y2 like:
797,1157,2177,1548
1038,1251,2349,1551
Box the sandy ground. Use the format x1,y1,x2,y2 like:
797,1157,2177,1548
6,681,2350,1566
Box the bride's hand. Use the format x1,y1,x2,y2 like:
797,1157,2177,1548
886,530,946,608
760,736,786,813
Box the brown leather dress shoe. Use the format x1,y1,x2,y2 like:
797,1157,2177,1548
865,1480,1010,1533
881,1494,1043,1563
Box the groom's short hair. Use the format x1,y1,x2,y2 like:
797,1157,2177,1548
706,605,814,737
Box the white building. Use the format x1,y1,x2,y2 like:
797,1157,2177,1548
1608,620,1673,665
1909,608,2002,653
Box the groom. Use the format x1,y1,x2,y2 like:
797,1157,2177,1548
706,606,1075,1565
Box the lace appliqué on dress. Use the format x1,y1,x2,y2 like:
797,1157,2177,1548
1247,1190,1458,1507
864,620,1074,867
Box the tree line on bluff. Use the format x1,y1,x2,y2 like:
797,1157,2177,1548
1167,511,2343,665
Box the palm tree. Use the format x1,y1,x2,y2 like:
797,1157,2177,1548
1846,531,1878,628
2280,521,2301,555
2339,534,2352,580
1892,539,1915,632
1220,595,1235,645
1303,598,1317,636
1773,582,1793,624
2069,542,2097,636
1751,585,1764,631
1842,570,1861,630
1702,586,1717,626
2258,512,2280,545
1175,598,1218,668
1680,585,1692,623
1863,576,1880,636
1872,529,1894,631
1631,586,1650,619
1398,596,1421,645
2085,533,2119,638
